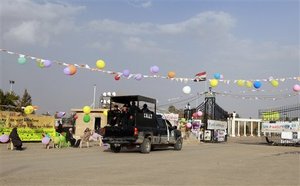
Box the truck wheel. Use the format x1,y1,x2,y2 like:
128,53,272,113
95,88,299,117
174,138,183,151
141,138,151,153
111,144,121,153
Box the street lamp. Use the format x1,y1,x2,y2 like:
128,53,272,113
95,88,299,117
185,102,191,120
100,91,116,108
9,80,15,93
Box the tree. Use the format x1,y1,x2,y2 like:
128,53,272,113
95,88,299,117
0,89,20,111
18,89,32,107
168,105,177,113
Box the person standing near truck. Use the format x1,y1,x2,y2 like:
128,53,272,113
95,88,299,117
110,105,121,126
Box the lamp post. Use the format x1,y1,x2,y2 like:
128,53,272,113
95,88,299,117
9,80,15,93
100,92,116,108
186,102,191,120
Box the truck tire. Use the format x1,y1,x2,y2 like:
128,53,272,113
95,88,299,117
111,144,121,153
174,138,183,151
141,138,151,153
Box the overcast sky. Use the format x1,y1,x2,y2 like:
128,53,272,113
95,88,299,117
0,0,299,118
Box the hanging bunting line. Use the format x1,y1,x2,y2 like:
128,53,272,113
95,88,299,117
161,91,300,107
1,48,300,84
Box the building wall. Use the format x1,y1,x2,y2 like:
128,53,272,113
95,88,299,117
71,109,108,137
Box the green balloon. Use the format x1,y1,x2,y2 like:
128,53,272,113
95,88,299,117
59,135,66,142
53,136,60,144
83,114,91,123
18,56,27,64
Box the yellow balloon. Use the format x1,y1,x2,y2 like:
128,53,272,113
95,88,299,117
96,60,106,69
237,80,245,87
210,79,218,87
271,79,279,87
103,109,108,116
246,81,252,88
24,105,34,115
83,106,91,114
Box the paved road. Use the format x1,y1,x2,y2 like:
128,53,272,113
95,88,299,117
0,137,299,186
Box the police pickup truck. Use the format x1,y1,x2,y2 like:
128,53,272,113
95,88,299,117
102,95,182,153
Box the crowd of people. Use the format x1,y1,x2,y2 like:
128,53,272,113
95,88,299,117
108,101,152,127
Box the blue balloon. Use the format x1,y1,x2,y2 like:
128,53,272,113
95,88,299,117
253,81,262,89
214,73,221,79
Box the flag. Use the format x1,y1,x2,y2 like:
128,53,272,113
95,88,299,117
194,71,206,82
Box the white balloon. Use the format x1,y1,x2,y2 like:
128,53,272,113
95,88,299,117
182,86,191,94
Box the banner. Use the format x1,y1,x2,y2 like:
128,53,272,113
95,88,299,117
261,121,300,133
207,120,227,130
0,111,55,141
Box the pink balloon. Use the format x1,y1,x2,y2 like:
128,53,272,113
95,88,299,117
192,112,198,118
135,73,143,81
122,69,130,77
43,60,52,68
42,137,51,144
0,134,9,143
197,111,203,117
293,84,300,92
186,123,192,128
150,66,159,73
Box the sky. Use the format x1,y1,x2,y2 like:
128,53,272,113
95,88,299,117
0,0,299,118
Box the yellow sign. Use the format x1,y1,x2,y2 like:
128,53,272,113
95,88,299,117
0,111,55,141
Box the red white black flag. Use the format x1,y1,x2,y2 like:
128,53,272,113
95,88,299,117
194,71,207,82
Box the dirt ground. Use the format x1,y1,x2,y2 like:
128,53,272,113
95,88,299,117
0,137,299,186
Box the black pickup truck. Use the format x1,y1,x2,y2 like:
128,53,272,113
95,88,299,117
102,95,182,153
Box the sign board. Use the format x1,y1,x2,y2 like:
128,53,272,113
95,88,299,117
207,120,227,130
161,113,179,126
217,130,226,142
0,111,55,141
261,121,300,133
204,130,211,141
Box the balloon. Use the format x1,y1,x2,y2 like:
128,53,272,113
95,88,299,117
210,79,218,87
64,65,77,75
42,137,51,144
24,105,34,115
59,135,66,142
83,114,91,123
18,56,27,64
213,73,221,79
197,111,203,117
114,75,120,80
167,71,176,78
36,59,44,68
253,81,262,89
150,66,159,73
53,136,60,144
96,59,106,69
237,80,245,87
192,112,198,118
83,106,91,114
0,134,9,143
293,84,300,92
57,112,66,118
68,65,77,75
122,69,130,77
43,60,52,68
246,81,252,88
103,110,108,116
135,73,143,81
186,123,192,128
182,86,191,94
270,79,279,87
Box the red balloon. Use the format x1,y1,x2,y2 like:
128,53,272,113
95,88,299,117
114,75,120,80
